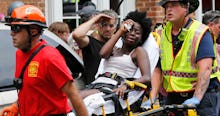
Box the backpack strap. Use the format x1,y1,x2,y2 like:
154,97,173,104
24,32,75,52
13,44,47,89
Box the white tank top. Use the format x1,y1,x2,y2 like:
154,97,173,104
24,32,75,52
102,54,138,79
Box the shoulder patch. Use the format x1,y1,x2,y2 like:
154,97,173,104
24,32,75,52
28,61,39,77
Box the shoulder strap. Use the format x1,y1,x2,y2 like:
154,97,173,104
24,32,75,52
19,44,46,79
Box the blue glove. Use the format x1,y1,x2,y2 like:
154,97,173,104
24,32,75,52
141,98,156,110
182,96,200,106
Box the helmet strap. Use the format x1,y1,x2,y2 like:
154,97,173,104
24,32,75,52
21,27,33,52
186,2,190,16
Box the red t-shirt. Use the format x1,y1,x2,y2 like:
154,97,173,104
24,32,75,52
15,39,73,115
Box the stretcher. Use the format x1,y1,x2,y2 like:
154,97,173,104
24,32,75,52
83,80,197,116
137,104,197,116
83,33,160,115
83,81,148,116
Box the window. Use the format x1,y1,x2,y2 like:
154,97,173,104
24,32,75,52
46,0,135,33
202,0,220,13
61,0,135,31
63,0,91,31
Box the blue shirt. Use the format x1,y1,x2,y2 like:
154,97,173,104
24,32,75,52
196,31,215,62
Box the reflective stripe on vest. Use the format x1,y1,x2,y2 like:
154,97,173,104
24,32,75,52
210,36,220,83
163,67,218,78
190,24,209,68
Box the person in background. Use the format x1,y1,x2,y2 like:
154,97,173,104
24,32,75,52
80,10,152,98
203,10,220,70
66,2,100,90
203,10,220,116
48,21,70,43
73,1,100,57
142,0,220,115
48,21,84,90
77,1,99,23
76,4,100,36
48,21,82,57
0,4,88,116
0,13,4,21
80,10,152,115
202,10,220,43
72,10,118,86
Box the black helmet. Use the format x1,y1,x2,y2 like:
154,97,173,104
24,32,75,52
7,1,24,16
5,1,24,23
158,0,199,14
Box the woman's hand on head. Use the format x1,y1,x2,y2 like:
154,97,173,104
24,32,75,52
120,19,134,32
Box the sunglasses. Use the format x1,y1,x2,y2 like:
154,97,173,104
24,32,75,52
11,25,25,33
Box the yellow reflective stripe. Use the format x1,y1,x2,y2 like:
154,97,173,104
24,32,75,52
64,0,80,3
152,32,160,46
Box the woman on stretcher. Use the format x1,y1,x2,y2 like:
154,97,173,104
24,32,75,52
80,10,152,99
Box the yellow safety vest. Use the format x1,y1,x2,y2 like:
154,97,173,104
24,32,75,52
152,31,161,46
160,20,219,92
210,34,220,83
63,0,80,3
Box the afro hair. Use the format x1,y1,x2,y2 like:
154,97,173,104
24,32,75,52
124,10,152,46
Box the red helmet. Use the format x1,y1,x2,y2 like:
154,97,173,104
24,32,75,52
7,5,47,28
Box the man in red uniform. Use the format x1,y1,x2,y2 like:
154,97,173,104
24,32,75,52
0,4,88,116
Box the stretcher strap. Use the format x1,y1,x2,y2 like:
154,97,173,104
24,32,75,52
87,83,116,90
98,72,125,85
100,89,125,116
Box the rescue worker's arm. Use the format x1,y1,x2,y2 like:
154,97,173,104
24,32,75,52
0,102,19,116
62,81,88,116
150,67,163,99
194,58,212,100
183,58,212,105
72,14,112,48
141,66,163,109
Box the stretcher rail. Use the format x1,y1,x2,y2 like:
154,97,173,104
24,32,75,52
137,104,197,116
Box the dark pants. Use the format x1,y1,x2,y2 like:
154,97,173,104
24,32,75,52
166,89,220,116
197,91,220,116
165,92,193,116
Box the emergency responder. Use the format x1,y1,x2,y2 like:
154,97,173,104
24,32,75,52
203,10,220,44
142,0,220,115
0,4,88,116
203,10,220,116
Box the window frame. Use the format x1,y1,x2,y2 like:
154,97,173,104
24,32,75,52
45,0,135,29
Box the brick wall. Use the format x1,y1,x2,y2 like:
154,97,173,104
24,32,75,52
0,0,45,17
0,0,164,27
136,0,165,28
